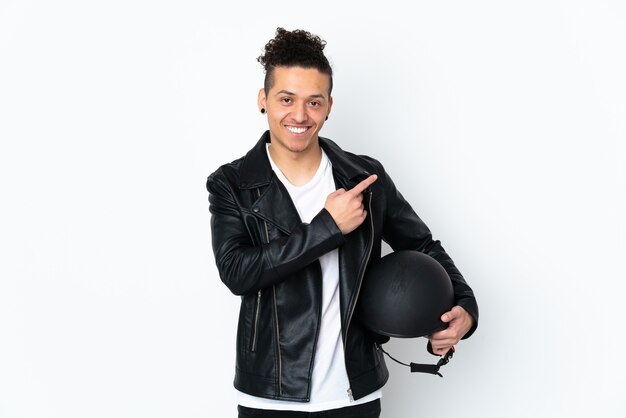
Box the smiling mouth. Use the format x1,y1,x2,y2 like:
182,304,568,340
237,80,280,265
286,126,310,134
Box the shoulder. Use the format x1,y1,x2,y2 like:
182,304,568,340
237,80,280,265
319,136,387,177
356,153,386,173
206,155,245,193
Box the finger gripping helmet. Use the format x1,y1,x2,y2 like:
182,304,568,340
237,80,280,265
357,250,454,338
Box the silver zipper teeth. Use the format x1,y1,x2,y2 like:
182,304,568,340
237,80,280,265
344,191,374,399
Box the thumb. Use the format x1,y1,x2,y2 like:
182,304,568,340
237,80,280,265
441,308,458,323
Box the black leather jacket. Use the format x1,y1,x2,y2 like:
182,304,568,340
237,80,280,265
207,131,478,402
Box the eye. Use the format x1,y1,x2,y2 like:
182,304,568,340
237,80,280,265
309,101,321,107
281,97,292,104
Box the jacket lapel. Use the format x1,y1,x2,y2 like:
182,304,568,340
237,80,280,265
252,180,302,235
239,131,301,234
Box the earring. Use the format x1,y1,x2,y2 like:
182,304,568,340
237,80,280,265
325,115,328,121
260,108,266,114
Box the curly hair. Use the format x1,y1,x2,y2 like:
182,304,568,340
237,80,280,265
257,27,333,95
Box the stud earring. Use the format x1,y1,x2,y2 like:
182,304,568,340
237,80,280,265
260,108,266,114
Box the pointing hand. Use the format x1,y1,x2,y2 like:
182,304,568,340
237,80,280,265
324,175,377,234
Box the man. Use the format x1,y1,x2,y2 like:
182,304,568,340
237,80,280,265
207,27,478,418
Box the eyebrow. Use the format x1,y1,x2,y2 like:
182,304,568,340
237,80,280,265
274,90,327,100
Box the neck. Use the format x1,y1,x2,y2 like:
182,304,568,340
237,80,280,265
268,141,323,186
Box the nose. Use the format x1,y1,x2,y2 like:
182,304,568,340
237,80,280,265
291,103,307,123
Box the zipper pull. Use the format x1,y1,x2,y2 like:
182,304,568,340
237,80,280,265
347,388,354,401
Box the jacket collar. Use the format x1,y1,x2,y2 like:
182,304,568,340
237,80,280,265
239,130,371,189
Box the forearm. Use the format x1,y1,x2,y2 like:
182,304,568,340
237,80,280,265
211,205,344,296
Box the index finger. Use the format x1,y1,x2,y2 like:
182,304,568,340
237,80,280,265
348,174,378,195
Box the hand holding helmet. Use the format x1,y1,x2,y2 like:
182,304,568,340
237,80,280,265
429,305,474,356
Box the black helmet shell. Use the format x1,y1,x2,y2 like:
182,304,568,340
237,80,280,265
357,250,454,338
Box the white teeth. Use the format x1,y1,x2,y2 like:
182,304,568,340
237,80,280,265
287,126,307,134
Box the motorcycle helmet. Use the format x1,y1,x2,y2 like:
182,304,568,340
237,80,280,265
358,249,455,338
357,250,456,376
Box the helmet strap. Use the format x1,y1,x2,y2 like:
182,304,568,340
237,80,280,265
378,345,455,378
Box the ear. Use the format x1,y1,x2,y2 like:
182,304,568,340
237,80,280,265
327,95,333,116
258,88,267,112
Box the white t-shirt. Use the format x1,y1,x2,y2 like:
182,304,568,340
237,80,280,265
236,145,382,411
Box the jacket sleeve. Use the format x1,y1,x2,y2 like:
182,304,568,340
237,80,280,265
207,172,345,296
378,163,479,339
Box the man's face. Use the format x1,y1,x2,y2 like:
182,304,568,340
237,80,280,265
258,66,332,155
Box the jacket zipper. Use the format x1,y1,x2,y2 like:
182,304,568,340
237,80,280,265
256,188,282,396
251,189,263,352
272,283,282,396
251,290,261,352
345,191,374,401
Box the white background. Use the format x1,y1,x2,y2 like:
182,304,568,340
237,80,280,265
1,1,625,417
